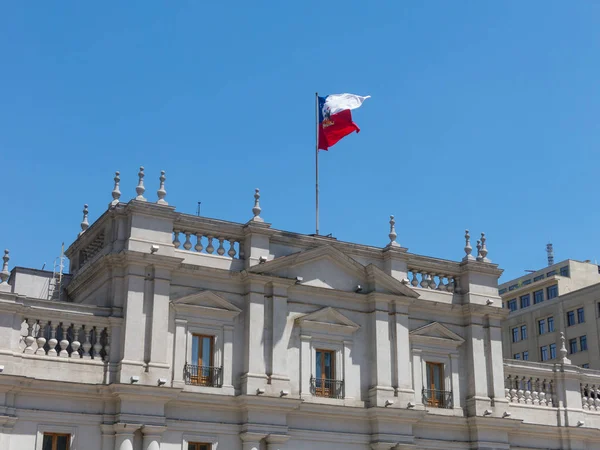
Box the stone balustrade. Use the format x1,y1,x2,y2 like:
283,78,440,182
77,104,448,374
407,268,458,293
580,370,600,411
505,373,554,407
21,317,110,360
172,216,246,260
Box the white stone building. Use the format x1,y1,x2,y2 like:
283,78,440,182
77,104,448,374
500,259,600,368
1,168,600,450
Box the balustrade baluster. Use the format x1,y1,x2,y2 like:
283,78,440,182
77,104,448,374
448,278,455,293
435,275,444,290
104,329,111,362
239,243,245,259
206,236,215,254
217,237,226,256
92,327,103,359
47,323,58,357
82,326,92,359
420,273,429,288
195,234,203,252
173,230,181,249
58,323,70,357
35,320,47,355
23,319,35,354
524,377,532,404
71,324,81,358
228,239,236,258
183,232,192,250
410,271,419,287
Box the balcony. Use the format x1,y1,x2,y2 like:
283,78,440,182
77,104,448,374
183,364,222,387
422,388,453,408
310,376,344,399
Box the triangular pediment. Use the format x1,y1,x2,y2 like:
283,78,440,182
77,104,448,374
249,245,419,298
410,322,464,348
296,306,360,336
171,290,241,321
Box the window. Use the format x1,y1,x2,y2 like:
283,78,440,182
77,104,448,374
508,299,517,311
512,327,520,342
582,364,590,369
520,294,530,309
523,279,532,286
548,316,555,332
43,433,70,450
520,325,527,340
547,270,556,277
550,343,556,359
580,335,588,351
547,285,558,299
569,338,578,354
567,311,576,326
534,274,545,282
533,290,544,304
425,361,448,408
523,351,529,361
313,349,340,398
513,353,521,360
577,307,585,324
538,319,546,335
499,288,507,295
540,346,549,361
188,444,211,450
560,266,570,277
509,284,518,291
187,334,218,387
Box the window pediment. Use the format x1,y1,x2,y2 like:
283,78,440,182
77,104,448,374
410,322,464,349
171,290,241,321
296,307,360,336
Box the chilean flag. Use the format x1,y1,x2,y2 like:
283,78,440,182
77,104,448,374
318,93,370,151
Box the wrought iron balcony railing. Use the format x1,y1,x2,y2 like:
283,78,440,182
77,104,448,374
184,364,222,387
310,376,344,399
422,388,452,408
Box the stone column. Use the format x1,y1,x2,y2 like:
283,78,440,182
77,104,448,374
240,432,264,450
487,318,509,409
342,340,354,400
266,434,289,450
222,324,234,392
411,348,423,406
300,334,312,398
368,299,394,407
113,423,137,450
100,424,116,450
150,268,171,366
173,318,187,388
395,310,414,405
465,322,490,416
449,352,461,409
142,425,166,450
121,267,146,366
241,282,268,394
270,286,290,392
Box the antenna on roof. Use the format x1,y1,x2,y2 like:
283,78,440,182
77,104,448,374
197,201,201,216
546,243,554,267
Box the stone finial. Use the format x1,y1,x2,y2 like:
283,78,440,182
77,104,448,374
463,229,474,261
387,215,400,247
0,249,9,284
156,170,168,205
110,171,121,207
480,232,490,262
559,332,571,365
476,240,482,261
135,166,146,201
251,188,264,222
79,204,89,236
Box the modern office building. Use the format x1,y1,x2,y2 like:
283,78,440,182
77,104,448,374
500,258,600,368
1,168,600,449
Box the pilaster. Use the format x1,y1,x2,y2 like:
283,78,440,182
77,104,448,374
369,299,395,407
270,285,290,393
142,425,166,450
172,318,187,388
395,309,414,405
411,348,424,407
113,423,139,450
240,431,265,450
241,282,268,394
100,424,116,450
266,434,290,450
148,267,171,379
300,334,312,398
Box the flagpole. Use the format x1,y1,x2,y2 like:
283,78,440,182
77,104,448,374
315,92,319,235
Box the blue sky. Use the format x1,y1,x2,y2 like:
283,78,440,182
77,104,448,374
2,2,599,281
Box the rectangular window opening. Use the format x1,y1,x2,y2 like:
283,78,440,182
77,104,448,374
188,444,211,450
43,433,71,450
